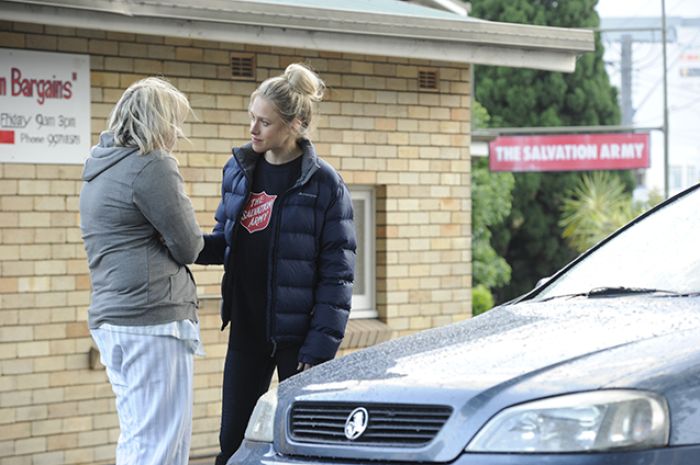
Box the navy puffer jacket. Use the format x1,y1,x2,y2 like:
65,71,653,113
197,139,356,365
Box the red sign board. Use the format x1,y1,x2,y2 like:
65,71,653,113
489,133,650,172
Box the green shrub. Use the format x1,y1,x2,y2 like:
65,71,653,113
472,284,495,316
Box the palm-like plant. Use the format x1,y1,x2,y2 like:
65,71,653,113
559,172,641,253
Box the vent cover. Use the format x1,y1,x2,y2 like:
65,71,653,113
418,69,439,91
231,53,255,80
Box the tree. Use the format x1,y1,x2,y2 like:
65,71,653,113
469,0,635,302
471,102,514,314
472,157,513,293
560,172,662,253
560,172,637,252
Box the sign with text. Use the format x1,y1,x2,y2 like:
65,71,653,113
489,133,650,172
0,49,90,164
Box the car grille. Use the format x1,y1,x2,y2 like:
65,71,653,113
289,402,452,447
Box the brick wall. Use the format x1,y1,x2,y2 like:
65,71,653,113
0,19,472,465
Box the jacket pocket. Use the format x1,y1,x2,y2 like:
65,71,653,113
169,265,198,306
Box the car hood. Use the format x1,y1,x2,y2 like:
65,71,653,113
277,295,700,460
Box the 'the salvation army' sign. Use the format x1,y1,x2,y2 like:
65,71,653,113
489,133,650,172
0,49,90,164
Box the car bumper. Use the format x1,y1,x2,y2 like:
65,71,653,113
228,440,700,465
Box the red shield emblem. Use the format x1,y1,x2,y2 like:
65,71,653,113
240,191,277,234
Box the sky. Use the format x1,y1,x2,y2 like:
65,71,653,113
595,0,700,195
596,0,700,18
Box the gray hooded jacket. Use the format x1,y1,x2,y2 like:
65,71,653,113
80,132,203,329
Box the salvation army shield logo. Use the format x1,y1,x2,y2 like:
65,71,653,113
240,191,277,234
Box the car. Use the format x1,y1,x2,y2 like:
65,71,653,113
229,183,700,465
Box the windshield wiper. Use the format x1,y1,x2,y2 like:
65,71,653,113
537,287,684,302
586,286,677,297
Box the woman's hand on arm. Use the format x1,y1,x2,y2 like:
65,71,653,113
133,155,203,264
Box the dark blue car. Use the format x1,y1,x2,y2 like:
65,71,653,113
231,183,700,464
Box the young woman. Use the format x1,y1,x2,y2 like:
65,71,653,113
80,77,203,465
197,63,356,464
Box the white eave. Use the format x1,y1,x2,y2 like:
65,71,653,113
0,0,595,72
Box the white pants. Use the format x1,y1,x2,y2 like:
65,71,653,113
91,328,194,465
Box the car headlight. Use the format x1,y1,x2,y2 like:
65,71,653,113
244,386,278,443
466,390,669,453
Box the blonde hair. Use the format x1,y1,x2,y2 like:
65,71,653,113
250,63,325,137
108,77,191,154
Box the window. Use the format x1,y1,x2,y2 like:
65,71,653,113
349,186,376,318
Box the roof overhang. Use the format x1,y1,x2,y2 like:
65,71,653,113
0,0,595,72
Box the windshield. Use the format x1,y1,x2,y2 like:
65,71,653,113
533,185,700,301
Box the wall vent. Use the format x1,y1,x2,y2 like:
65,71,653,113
418,69,439,91
231,53,256,80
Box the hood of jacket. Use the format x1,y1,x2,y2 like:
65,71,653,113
82,132,140,181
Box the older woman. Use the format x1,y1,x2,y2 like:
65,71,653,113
80,77,203,465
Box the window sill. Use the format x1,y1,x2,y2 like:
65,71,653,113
198,296,392,351
341,318,393,350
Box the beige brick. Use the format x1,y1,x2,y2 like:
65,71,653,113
29,451,64,465
147,44,176,59
4,164,35,178
61,416,92,434
0,31,24,47
17,212,49,227
17,341,50,358
14,437,45,455
75,430,108,448
93,444,116,462
0,408,15,426
0,325,33,343
92,413,118,430
1,389,32,408
88,39,118,55
33,356,67,372
2,293,35,310
11,22,42,33
33,196,66,211
175,47,204,61
0,278,19,294
0,196,32,211
119,42,149,58
90,71,120,89
49,276,75,291
104,57,134,72
48,434,78,452
58,37,87,52
31,388,64,405
32,294,68,310
63,449,95,464
48,307,76,323
0,422,31,440
0,309,18,327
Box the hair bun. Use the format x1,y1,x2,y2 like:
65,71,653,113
285,63,325,102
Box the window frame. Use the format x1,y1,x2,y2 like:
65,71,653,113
349,186,377,319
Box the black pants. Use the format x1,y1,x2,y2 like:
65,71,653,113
215,339,300,465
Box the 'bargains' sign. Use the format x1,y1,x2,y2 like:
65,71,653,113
0,49,90,164
489,133,650,172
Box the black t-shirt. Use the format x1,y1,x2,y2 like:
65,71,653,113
229,155,302,349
